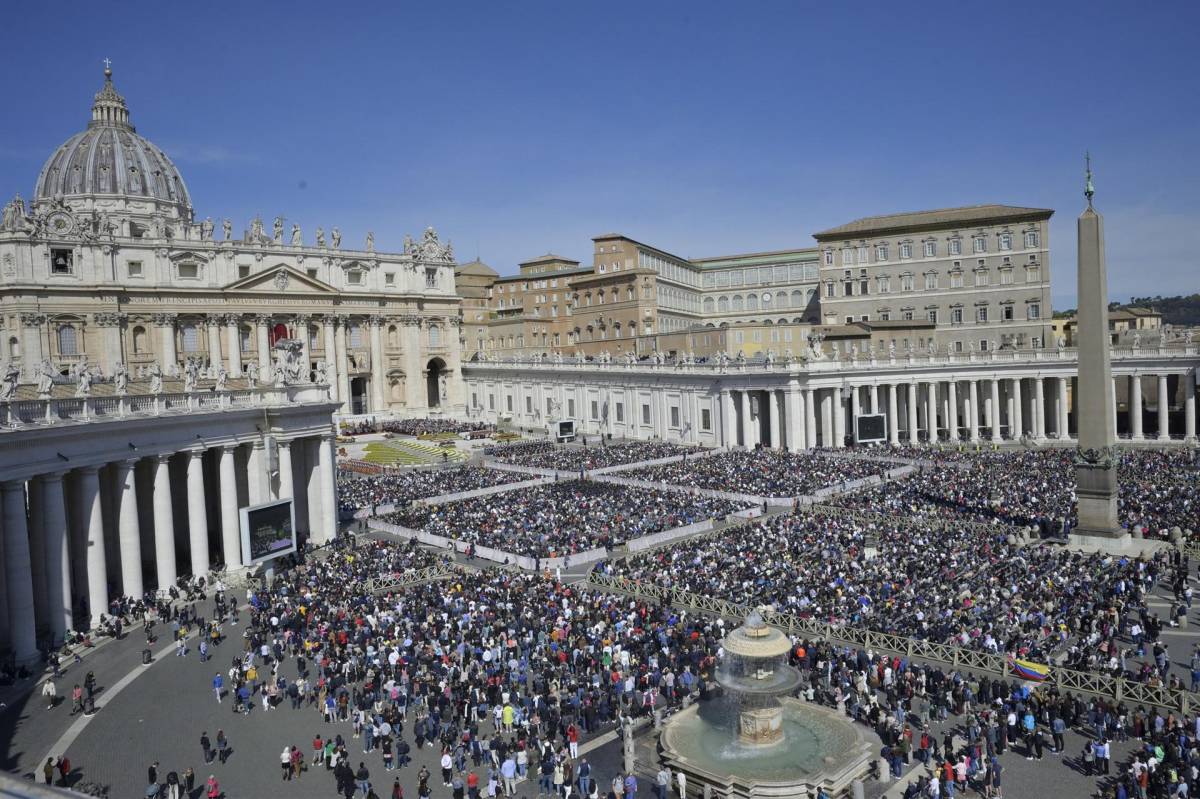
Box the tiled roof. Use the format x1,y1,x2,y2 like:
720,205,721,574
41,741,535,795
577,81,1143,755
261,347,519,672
814,204,1053,239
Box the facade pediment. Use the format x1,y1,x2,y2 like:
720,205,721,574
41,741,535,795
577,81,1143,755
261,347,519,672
223,264,336,294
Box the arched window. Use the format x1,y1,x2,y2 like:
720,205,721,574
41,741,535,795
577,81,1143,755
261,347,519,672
309,325,320,349
428,325,441,347
791,289,804,307
776,291,787,307
239,326,253,352
181,323,200,352
57,325,78,356
717,296,729,313
131,326,147,354
731,295,744,312
8,336,20,358
703,297,715,313
746,294,759,311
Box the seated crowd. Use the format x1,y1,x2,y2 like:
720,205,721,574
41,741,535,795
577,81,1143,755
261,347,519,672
621,449,902,498
483,440,705,472
338,419,494,437
599,508,1189,686
381,479,749,557
830,448,1198,536
337,467,528,515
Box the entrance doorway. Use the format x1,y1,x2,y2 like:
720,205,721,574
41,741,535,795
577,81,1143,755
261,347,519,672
426,357,447,408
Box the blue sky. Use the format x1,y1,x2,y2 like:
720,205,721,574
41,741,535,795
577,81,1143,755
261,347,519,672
1,1,1196,309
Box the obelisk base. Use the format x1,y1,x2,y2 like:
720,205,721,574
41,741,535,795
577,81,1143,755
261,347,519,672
1075,457,1122,537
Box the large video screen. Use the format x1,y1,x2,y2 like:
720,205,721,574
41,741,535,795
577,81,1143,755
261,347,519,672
239,499,297,565
855,413,887,444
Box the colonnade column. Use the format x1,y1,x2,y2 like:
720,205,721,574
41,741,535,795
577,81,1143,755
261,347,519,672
1130,374,1143,439
335,318,352,412
322,316,338,401
687,390,700,444
804,388,817,449
186,450,210,577
152,454,177,591
925,382,937,442
968,381,980,442
989,380,1001,442
1033,377,1046,440
225,315,243,376
740,391,755,448
115,459,143,599
785,388,802,452
78,466,108,628
247,441,265,505
849,386,861,443
946,381,959,442
277,439,294,500
1010,378,1023,439
819,389,833,448
906,383,919,445
2,480,37,663
887,384,900,445
869,385,879,415
206,316,223,372
317,434,338,544
1112,377,1120,439
768,390,782,449
256,315,272,375
720,389,735,447
155,313,178,376
218,445,243,571
41,473,71,642
833,388,846,448
369,318,386,413
1157,374,1170,441
1185,369,1197,443
1057,377,1070,439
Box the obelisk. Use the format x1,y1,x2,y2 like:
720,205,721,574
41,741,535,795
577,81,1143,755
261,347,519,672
1073,155,1122,537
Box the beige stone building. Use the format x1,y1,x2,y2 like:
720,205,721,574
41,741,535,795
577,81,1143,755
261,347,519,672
814,205,1055,353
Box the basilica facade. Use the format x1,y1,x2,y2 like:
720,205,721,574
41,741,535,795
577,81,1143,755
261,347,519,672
0,66,464,417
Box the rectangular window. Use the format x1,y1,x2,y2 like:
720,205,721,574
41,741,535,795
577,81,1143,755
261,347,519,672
1000,269,1014,285
841,248,854,266
824,281,835,298
880,311,891,321
899,243,912,259
951,308,963,324
525,396,533,414
1028,303,1041,320
857,246,869,264
567,398,575,417
615,402,624,423
506,395,513,412
927,310,938,323
924,273,937,290
1002,305,1015,321
973,237,986,254
670,406,680,428
976,270,989,287
127,260,143,277
488,394,495,410
954,340,964,353
1024,230,1039,248
950,272,963,288
900,275,914,292
641,404,651,425
307,268,318,279
425,268,437,288
347,271,363,285
859,278,869,295
471,392,478,409
384,272,395,285
979,339,990,351
1026,265,1041,283
949,239,962,256
923,241,936,258
877,276,890,293
902,309,914,321
591,400,598,420
876,244,889,261
824,250,833,265
999,233,1012,251
51,249,74,275
700,408,711,431
977,307,989,323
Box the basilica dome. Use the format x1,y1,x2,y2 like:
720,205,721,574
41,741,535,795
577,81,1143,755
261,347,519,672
33,66,192,219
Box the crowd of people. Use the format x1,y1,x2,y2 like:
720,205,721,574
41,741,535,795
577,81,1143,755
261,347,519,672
483,441,705,472
621,449,902,498
830,449,1198,537
599,507,1190,686
337,467,528,515
338,419,494,437
381,479,749,557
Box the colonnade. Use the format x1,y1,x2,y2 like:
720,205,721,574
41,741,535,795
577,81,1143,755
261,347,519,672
716,369,1196,449
0,434,338,664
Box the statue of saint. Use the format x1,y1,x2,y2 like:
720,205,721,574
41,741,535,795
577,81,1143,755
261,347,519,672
315,227,326,248
113,361,127,394
0,361,18,401
183,357,199,392
246,360,259,388
366,231,375,252
200,217,214,241
291,224,302,247
148,361,163,395
272,216,284,244
250,215,265,242
439,372,448,401
37,359,55,397
75,365,93,397
331,227,341,249
215,366,227,391
222,218,232,240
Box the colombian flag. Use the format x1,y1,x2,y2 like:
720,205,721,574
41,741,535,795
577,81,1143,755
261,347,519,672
1009,657,1051,682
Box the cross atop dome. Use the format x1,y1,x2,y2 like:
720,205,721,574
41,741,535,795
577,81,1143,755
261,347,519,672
103,57,112,78
90,58,132,130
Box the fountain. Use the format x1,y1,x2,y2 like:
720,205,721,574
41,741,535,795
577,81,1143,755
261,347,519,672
658,612,875,798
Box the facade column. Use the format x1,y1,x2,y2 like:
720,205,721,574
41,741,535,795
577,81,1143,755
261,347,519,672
247,441,265,505
887,384,900,445
369,317,386,413
925,382,937,442
1112,376,1120,438
114,459,143,600
720,389,735,447
740,391,755,448
785,388,802,451
1010,377,1023,439
1130,374,1143,439
833,388,846,448
989,379,1001,442
687,389,700,444
335,317,352,412
818,389,833,448
804,388,817,450
1157,374,1170,441
297,315,312,382
225,315,243,376
869,384,879,415
1034,377,1046,440
256,314,272,375
155,313,178,376
906,382,919,444
94,312,125,376
20,313,46,382
206,316,223,371
946,381,959,442
1057,376,1070,439
317,434,337,545
218,446,242,571
768,390,782,448
968,381,980,442
152,454,177,592
849,385,861,443
1185,369,1197,443
2,480,37,663
41,472,71,642
77,466,108,628
277,439,294,499
186,449,210,578
322,316,338,401
27,477,47,636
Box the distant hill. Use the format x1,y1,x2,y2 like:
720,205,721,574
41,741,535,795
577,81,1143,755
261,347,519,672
1127,294,1200,326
